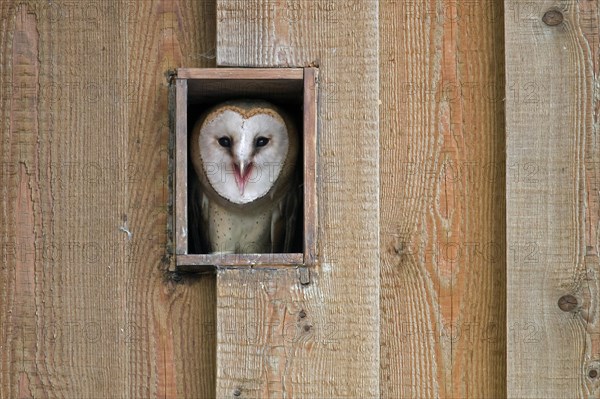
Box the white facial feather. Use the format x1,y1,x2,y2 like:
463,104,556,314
198,109,290,204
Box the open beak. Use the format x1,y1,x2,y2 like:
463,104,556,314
233,161,253,195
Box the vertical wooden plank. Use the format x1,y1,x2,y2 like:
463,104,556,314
215,1,380,398
0,4,47,396
303,67,318,266
124,1,216,398
0,0,217,397
175,78,188,255
380,0,506,398
0,2,130,396
506,0,600,397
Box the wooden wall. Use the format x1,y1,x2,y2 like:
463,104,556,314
0,0,595,398
0,1,217,397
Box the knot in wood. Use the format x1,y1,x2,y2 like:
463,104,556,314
557,294,578,312
542,9,563,26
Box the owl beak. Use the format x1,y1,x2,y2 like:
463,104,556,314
234,161,253,195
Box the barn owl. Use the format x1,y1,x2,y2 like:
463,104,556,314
189,100,300,254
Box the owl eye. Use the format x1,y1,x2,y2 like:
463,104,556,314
218,137,231,148
255,137,270,147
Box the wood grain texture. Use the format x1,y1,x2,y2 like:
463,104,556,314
216,1,380,397
0,0,217,397
178,67,304,79
302,67,318,267
506,0,600,397
175,79,189,255
177,253,303,269
380,1,506,398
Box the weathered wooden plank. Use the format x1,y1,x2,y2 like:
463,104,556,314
506,0,600,397
380,0,506,397
215,1,380,397
0,3,130,396
124,1,217,397
178,67,304,79
0,0,217,397
303,67,318,267
175,78,188,255
177,253,303,269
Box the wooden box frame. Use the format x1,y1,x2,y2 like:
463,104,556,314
173,68,318,271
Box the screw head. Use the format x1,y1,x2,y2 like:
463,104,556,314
299,309,307,319
589,369,598,379
543,9,564,26
558,294,578,312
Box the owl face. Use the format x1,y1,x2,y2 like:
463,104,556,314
195,102,292,205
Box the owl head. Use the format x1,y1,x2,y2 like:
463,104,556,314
190,100,299,205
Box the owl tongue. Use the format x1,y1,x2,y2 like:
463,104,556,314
234,162,253,195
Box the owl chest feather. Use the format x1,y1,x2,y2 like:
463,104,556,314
201,191,286,253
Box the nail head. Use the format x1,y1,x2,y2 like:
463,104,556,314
233,388,241,396
171,272,183,282
589,369,598,379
